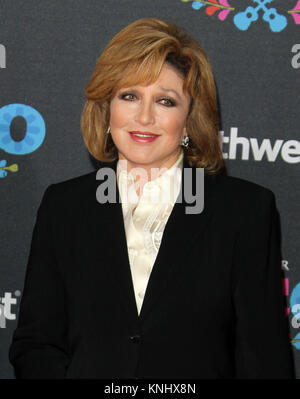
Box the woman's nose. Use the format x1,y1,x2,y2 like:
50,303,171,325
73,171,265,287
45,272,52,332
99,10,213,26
135,101,155,125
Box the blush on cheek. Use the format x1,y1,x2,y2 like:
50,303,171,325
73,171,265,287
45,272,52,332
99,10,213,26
110,102,135,129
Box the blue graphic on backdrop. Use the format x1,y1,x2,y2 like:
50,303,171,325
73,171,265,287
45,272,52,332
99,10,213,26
182,0,300,32
0,160,14,178
234,0,287,32
290,282,300,349
0,104,46,178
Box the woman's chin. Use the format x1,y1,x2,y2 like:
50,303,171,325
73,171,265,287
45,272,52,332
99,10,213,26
125,157,157,168
119,151,158,166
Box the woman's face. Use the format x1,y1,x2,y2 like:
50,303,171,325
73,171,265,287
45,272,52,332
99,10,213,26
109,62,191,173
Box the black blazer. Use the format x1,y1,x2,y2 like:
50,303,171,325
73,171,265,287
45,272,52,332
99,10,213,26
9,154,295,379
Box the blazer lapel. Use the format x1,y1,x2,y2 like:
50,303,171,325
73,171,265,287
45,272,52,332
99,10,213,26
139,155,216,322
84,157,140,328
85,154,218,325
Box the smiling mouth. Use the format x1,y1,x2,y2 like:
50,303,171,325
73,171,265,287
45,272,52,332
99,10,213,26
129,131,160,138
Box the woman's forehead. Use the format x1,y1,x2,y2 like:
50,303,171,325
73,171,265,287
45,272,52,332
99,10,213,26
114,63,187,93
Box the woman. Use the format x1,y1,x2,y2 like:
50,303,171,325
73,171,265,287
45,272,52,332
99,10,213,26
9,17,294,379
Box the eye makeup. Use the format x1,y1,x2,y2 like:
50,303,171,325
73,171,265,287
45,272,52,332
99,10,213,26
118,91,177,107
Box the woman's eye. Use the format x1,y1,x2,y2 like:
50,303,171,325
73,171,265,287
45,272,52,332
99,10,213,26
159,98,176,107
119,93,176,106
120,93,136,101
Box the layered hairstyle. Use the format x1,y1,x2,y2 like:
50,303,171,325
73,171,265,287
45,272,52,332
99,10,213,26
81,17,224,174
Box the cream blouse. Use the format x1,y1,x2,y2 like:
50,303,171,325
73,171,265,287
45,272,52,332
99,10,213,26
116,150,184,315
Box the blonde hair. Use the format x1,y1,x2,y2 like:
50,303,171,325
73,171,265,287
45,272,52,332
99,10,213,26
81,17,224,174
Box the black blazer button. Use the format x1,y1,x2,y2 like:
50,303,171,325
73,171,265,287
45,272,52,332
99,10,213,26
130,334,141,344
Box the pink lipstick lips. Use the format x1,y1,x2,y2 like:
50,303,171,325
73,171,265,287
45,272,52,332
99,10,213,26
129,131,160,143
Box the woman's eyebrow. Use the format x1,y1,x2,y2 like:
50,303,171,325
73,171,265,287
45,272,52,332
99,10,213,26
158,87,181,99
118,86,181,99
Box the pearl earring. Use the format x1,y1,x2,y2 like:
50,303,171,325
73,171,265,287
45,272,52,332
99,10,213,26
181,135,189,148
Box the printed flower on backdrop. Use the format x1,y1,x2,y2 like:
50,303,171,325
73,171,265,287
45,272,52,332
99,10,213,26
182,0,299,32
205,0,233,20
182,0,234,21
0,160,7,178
0,160,18,178
289,0,300,24
290,282,300,349
291,333,300,349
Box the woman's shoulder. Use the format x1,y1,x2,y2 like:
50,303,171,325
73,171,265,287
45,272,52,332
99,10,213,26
217,172,274,194
206,170,276,210
47,170,97,198
40,160,118,211
39,170,100,216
